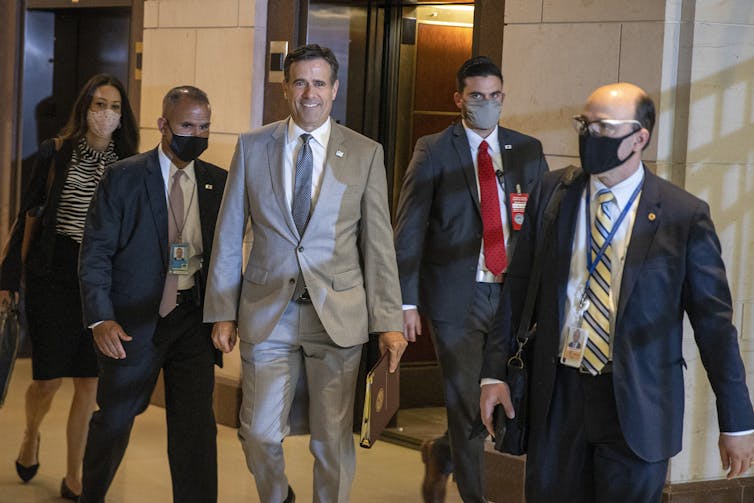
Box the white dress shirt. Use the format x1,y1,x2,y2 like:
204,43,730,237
158,144,203,291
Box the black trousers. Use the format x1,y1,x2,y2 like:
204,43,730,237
525,365,668,503
79,302,217,503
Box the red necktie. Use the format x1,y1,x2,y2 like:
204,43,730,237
478,140,507,275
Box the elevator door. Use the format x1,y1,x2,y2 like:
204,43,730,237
21,7,130,160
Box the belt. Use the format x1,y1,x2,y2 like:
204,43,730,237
561,361,613,375
176,288,195,305
476,270,505,283
294,287,312,304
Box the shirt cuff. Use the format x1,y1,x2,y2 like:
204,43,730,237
89,321,104,329
402,305,417,311
721,429,754,436
480,378,504,387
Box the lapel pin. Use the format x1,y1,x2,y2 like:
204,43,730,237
648,212,656,221
205,184,213,190
504,144,512,150
336,150,344,158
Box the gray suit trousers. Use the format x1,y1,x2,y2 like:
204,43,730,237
238,301,362,503
430,282,502,503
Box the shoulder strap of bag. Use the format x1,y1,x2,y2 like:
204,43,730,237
42,137,63,203
513,166,581,348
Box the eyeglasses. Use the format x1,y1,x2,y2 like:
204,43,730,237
571,115,641,137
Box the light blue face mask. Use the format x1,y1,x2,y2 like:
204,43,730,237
463,99,502,130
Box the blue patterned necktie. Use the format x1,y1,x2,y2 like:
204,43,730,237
292,133,313,234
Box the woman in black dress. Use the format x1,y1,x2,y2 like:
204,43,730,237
0,74,138,499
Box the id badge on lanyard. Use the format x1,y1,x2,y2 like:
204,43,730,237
561,285,590,367
169,242,190,274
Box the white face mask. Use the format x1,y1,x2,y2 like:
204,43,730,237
87,109,121,138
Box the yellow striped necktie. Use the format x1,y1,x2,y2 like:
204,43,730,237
582,189,615,375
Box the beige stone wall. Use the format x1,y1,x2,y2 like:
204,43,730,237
501,0,754,485
672,0,754,483
139,0,269,381
500,0,665,171
139,0,266,171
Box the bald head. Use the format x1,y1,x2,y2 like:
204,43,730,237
585,82,655,147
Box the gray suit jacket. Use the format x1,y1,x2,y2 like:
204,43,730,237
204,119,403,346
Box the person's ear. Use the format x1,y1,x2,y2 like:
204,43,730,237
634,128,650,151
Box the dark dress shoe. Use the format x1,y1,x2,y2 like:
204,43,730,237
15,433,40,482
15,459,39,483
283,485,295,503
60,478,80,500
420,440,449,503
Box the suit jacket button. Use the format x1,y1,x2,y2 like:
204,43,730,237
298,246,304,252
289,278,295,284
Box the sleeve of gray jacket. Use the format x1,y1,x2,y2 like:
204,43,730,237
358,142,403,333
203,136,249,323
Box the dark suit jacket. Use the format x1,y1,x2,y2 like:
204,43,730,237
1,139,76,290
394,122,548,323
484,166,754,462
79,147,227,364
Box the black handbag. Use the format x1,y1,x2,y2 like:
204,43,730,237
0,297,21,407
493,166,581,455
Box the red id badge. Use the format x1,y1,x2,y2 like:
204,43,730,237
510,193,529,230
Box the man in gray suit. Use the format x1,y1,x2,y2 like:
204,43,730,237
204,44,407,503
395,57,548,502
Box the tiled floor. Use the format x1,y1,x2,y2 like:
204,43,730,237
0,359,463,502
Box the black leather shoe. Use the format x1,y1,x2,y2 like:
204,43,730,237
15,433,40,483
283,485,295,503
60,478,80,500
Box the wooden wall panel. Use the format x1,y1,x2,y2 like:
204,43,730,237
411,113,457,153
413,23,473,112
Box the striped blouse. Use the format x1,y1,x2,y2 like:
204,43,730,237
55,137,119,243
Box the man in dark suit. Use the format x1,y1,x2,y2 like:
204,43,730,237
480,82,754,502
78,86,227,503
394,56,548,502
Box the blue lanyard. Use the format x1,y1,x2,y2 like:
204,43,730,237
584,181,643,284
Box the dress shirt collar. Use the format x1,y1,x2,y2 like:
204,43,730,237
589,162,645,212
158,143,196,188
462,120,499,154
286,117,331,149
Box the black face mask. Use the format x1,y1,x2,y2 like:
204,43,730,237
167,123,208,162
578,129,636,175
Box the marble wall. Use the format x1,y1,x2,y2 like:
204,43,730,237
672,0,754,483
500,0,665,171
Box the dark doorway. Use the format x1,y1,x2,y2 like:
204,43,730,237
22,7,131,159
